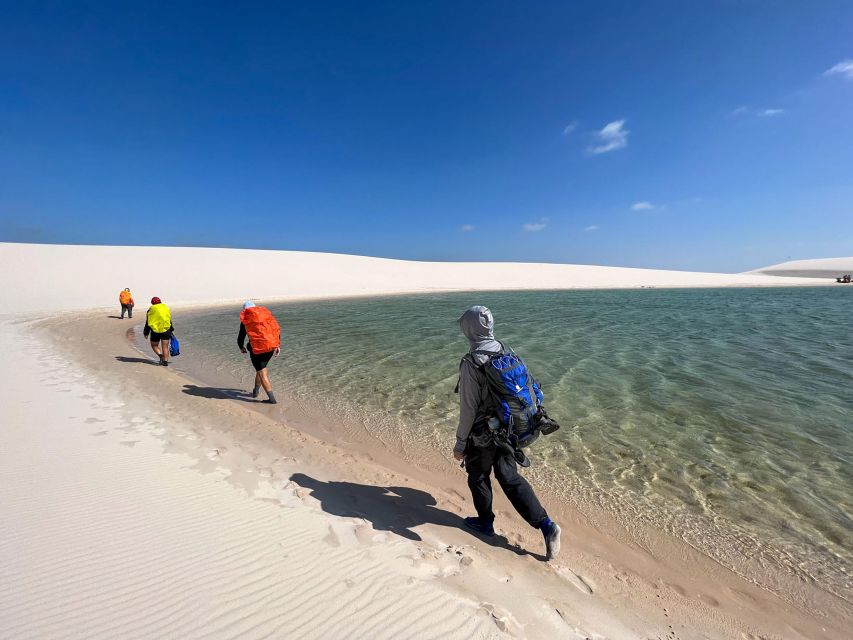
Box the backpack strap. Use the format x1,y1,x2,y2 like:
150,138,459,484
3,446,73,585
453,343,506,394
454,353,478,394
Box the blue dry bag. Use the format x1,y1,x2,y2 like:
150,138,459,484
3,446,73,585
169,335,180,357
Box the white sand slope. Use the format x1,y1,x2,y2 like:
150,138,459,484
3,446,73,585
747,256,853,279
0,242,827,314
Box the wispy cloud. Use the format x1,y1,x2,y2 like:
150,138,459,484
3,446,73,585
562,121,578,136
824,59,853,80
631,201,654,211
523,217,549,232
588,119,629,154
733,106,784,118
584,225,599,232
460,224,475,232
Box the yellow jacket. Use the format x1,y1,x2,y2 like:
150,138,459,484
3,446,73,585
147,303,171,333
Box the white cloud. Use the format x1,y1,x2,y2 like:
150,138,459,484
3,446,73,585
631,201,654,211
460,224,475,232
824,59,853,79
523,217,549,232
584,225,599,232
588,119,629,154
732,106,785,118
562,121,578,136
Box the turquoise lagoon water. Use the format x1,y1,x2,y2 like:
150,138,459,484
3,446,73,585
175,288,852,600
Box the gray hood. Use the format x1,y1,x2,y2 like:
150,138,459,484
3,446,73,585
458,306,502,361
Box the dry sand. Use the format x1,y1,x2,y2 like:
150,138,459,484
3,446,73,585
0,242,831,314
746,256,853,279
1,243,850,639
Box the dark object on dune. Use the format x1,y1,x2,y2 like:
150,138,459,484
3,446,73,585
835,275,851,283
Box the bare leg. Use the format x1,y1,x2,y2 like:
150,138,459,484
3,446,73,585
258,368,272,392
151,340,161,357
160,339,169,363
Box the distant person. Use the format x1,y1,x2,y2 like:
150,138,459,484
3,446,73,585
143,296,174,366
118,288,134,319
238,302,281,404
454,305,561,560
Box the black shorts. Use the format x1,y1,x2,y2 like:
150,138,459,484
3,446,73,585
249,348,275,371
149,329,173,342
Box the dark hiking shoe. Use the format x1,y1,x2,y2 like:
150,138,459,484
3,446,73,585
251,386,260,398
464,517,495,537
162,360,169,367
263,391,277,404
543,521,561,561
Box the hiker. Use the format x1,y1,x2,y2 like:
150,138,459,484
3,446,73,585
454,305,561,560
118,288,134,319
143,296,174,366
237,301,281,404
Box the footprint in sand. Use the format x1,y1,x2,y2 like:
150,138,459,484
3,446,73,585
665,582,720,607
120,440,139,448
477,602,514,634
553,566,593,595
322,525,341,547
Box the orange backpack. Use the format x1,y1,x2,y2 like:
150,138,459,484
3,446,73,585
240,306,281,353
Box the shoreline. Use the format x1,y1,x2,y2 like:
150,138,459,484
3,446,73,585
10,307,848,638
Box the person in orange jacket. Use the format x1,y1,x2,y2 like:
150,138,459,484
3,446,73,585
119,288,134,319
237,301,281,403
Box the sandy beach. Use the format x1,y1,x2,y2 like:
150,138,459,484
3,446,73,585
1,243,850,639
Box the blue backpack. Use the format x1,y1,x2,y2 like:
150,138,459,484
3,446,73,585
169,335,181,357
465,344,555,448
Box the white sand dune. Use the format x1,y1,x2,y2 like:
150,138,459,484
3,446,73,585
0,242,827,314
747,256,853,279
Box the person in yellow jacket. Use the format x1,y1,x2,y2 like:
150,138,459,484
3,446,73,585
143,297,174,366
118,288,134,319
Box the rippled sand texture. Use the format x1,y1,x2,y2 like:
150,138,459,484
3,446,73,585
179,288,853,605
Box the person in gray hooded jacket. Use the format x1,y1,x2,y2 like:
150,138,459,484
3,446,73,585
454,305,561,560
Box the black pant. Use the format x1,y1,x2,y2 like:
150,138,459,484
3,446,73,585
121,303,133,318
465,442,548,528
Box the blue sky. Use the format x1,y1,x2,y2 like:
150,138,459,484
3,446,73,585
1,1,851,272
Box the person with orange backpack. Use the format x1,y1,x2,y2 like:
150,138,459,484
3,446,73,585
237,301,281,404
118,288,134,319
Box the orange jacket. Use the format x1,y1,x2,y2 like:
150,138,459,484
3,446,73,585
119,290,134,305
240,306,280,353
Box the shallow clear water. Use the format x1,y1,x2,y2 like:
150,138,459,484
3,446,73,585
175,288,853,600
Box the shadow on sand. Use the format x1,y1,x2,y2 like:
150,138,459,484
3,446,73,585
115,356,159,366
289,473,543,559
181,384,258,403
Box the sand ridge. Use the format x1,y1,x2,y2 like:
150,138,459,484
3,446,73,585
0,242,831,314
